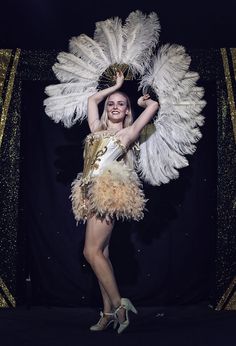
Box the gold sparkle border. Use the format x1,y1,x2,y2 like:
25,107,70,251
0,49,20,308
215,276,236,310
0,48,21,149
220,48,236,143
230,48,236,80
0,293,9,308
0,277,16,307
0,49,12,97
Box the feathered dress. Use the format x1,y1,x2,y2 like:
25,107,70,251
70,131,146,223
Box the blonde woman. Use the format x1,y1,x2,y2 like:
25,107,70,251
71,71,159,333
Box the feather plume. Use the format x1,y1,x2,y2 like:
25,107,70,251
44,88,96,127
45,82,96,97
69,34,110,70
94,17,123,62
122,10,161,75
139,44,191,95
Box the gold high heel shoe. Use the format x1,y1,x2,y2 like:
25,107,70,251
114,298,138,334
90,311,118,331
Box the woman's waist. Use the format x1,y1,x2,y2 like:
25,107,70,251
79,159,133,186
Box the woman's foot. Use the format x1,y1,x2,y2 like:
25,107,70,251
90,311,118,331
114,298,138,334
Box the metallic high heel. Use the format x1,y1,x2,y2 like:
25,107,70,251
90,311,118,331
114,298,138,334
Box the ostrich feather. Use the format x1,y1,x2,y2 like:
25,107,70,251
57,52,98,75
69,34,110,70
94,17,123,62
52,65,97,85
45,82,96,97
139,44,191,95
44,88,96,127
122,10,161,75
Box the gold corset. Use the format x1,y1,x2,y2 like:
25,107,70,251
81,131,127,184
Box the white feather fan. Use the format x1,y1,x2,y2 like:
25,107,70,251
138,44,206,185
44,10,160,127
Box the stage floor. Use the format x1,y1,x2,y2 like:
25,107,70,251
0,304,235,346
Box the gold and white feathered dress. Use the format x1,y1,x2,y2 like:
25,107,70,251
70,131,146,223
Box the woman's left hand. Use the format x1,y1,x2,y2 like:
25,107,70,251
137,94,151,108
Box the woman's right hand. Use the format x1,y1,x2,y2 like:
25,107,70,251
113,70,124,88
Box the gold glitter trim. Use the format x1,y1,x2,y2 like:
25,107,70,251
0,276,15,307
0,48,21,149
0,293,9,308
0,49,12,98
230,48,236,80
215,276,236,310
221,48,236,143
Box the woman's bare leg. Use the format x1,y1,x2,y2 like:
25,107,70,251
98,245,114,312
83,215,121,309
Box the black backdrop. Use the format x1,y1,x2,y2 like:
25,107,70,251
18,76,216,307
3,0,232,308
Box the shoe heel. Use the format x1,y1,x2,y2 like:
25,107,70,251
129,302,138,314
122,298,138,314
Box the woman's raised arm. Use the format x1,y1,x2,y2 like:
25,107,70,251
87,71,124,132
128,94,159,141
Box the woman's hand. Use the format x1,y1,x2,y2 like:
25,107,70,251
113,70,124,88
137,94,152,108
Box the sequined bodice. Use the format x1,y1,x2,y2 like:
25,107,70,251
81,131,127,184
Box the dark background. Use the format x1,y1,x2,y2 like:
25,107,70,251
2,0,234,307
1,0,236,49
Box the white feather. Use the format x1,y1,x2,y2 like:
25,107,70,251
122,10,161,75
139,44,191,95
69,34,110,69
44,88,96,127
94,17,123,62
45,81,97,97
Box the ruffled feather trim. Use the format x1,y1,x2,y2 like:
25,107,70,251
70,161,146,223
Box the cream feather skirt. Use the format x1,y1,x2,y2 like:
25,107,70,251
70,161,146,223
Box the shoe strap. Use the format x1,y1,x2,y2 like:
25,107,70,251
100,311,114,317
114,304,126,315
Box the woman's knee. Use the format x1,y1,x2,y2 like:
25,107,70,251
83,247,91,262
83,247,102,264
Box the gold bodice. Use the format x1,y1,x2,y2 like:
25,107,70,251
81,131,127,185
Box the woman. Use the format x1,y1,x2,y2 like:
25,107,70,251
71,71,159,333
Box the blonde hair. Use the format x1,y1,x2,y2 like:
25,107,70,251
97,91,136,169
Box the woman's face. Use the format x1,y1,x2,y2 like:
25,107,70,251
106,93,129,123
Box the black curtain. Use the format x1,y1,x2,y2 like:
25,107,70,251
18,78,216,307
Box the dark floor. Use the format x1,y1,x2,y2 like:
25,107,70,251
0,304,235,346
